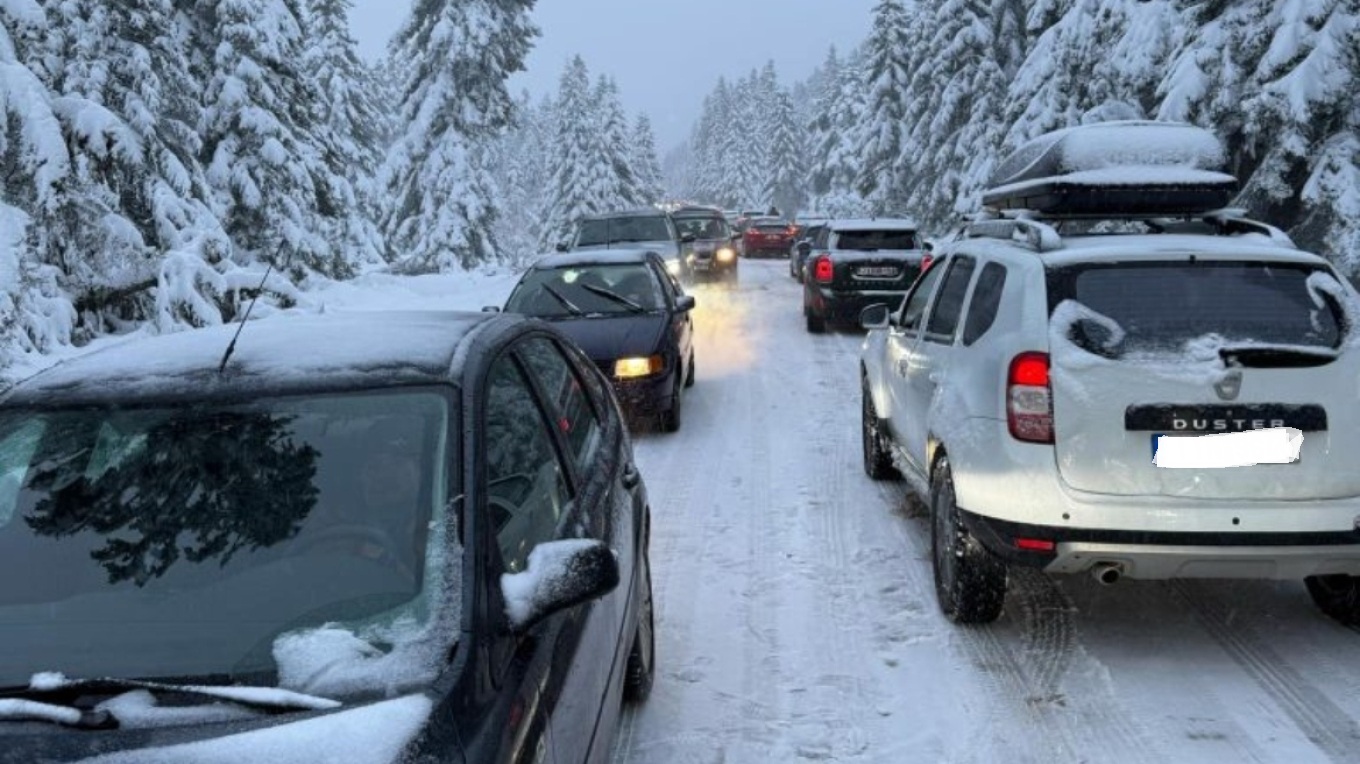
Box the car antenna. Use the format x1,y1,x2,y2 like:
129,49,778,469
218,240,290,375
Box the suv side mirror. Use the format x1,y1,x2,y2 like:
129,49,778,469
797,241,813,256
730,232,742,241
860,304,891,331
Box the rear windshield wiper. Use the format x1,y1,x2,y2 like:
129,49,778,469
1218,344,1339,368
580,283,645,312
542,285,583,316
0,673,341,730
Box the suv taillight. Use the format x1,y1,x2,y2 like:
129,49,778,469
1007,352,1053,444
813,256,834,283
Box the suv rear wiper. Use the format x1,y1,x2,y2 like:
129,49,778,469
541,285,583,316
0,673,341,730
580,283,645,312
1218,344,1339,368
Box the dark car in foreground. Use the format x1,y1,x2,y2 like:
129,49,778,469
502,250,696,432
672,206,740,284
0,311,655,763
802,218,925,333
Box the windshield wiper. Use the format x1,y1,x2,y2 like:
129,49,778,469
1218,344,1339,368
580,283,645,312
541,285,583,316
0,673,341,730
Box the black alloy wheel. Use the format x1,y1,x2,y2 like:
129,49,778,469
1305,574,1360,625
931,457,1006,624
806,308,826,334
861,379,898,480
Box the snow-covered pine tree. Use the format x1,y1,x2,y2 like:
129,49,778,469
631,114,665,206
855,0,912,213
539,56,603,250
809,47,871,217
723,72,764,207
0,0,77,369
594,76,640,209
493,91,554,263
304,0,386,267
763,88,806,217
382,0,536,271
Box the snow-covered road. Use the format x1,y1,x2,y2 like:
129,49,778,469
610,260,1360,764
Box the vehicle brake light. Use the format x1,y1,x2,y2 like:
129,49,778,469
1015,537,1056,552
1007,352,1053,443
813,256,834,283
920,254,933,272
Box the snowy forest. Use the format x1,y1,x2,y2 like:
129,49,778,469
678,0,1359,270
1,0,1358,375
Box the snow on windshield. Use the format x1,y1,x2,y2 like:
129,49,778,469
74,694,432,764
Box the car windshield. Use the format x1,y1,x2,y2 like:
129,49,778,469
0,389,454,693
834,229,917,250
506,263,665,317
576,216,673,246
1051,261,1345,357
674,217,729,239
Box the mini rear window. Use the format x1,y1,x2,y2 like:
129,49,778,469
835,230,918,251
1049,261,1345,357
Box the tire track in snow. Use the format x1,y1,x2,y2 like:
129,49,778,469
1169,580,1360,760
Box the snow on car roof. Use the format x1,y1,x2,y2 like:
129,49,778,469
532,249,659,268
829,218,919,231
1038,233,1327,268
3,311,494,405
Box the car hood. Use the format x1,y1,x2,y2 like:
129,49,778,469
546,314,669,362
0,694,434,764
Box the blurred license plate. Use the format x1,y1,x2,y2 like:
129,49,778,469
857,266,898,278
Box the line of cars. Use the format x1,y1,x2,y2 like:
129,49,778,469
853,121,1360,627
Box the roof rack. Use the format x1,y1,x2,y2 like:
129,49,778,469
963,218,1062,252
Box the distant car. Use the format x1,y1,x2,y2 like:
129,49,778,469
801,218,925,332
0,310,655,763
565,209,689,279
861,121,1360,627
672,206,740,285
789,223,829,281
742,218,797,259
502,249,696,432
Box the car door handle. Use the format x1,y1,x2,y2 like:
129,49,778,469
621,463,641,489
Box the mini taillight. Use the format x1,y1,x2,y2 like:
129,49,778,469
920,254,933,272
1007,352,1053,443
813,256,834,283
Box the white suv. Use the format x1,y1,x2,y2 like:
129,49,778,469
859,122,1360,625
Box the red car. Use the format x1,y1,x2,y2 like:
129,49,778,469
741,218,797,258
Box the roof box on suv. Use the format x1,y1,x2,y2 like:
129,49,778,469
982,121,1238,216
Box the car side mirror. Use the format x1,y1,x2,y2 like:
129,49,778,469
860,304,891,331
730,232,741,241
481,306,501,313
923,241,935,253
797,241,812,255
502,539,620,634
555,242,569,253
676,295,696,312
680,233,697,243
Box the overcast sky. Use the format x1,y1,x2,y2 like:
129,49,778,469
347,0,877,150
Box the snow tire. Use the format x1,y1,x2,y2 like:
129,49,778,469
931,457,1006,624
861,379,898,480
1305,574,1360,625
806,310,826,334
658,377,683,433
624,554,656,703
684,351,696,388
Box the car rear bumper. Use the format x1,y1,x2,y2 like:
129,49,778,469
806,287,906,323
961,509,1360,579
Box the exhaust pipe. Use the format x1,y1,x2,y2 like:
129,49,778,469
1091,562,1124,586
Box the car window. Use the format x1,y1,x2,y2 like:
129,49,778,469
834,229,917,251
924,256,976,344
675,216,728,239
517,337,602,477
962,262,1007,346
575,216,673,246
484,356,573,574
896,257,948,334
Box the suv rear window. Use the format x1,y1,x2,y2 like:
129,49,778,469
576,216,672,246
834,230,918,251
1049,261,1345,358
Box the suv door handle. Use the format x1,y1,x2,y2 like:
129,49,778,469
621,463,641,489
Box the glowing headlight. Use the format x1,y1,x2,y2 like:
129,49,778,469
665,260,682,275
614,355,664,379
716,247,736,263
